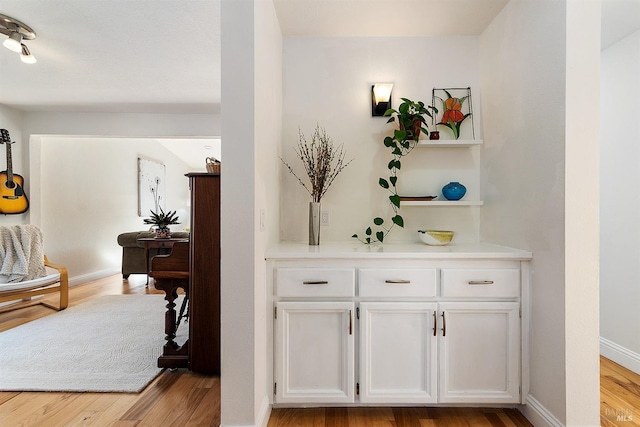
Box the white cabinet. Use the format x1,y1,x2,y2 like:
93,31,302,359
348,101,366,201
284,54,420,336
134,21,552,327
274,301,355,403
438,302,520,403
276,268,355,298
359,302,438,403
267,243,532,407
359,268,437,297
359,301,520,405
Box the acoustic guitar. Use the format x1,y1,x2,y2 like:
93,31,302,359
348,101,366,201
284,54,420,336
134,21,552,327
0,129,29,214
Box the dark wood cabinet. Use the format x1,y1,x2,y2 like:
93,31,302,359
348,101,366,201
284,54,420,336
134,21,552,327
187,172,220,374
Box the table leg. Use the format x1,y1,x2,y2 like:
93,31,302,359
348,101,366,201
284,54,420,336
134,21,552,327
144,246,150,286
156,279,189,369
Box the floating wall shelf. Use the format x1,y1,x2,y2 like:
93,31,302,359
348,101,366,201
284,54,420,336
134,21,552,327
417,139,483,148
400,200,484,207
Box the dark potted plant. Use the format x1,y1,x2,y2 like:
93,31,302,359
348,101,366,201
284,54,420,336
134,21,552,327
144,207,180,238
384,98,434,140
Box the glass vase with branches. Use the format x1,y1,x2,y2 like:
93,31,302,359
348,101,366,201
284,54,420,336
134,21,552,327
281,125,353,203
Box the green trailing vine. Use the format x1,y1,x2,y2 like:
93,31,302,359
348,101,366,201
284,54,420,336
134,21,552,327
352,98,436,244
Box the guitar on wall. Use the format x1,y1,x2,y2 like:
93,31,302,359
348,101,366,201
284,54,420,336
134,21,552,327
0,129,29,214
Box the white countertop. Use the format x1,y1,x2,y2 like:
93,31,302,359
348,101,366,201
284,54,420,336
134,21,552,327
266,241,533,260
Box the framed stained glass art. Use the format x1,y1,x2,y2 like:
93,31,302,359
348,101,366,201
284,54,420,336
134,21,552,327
432,87,475,140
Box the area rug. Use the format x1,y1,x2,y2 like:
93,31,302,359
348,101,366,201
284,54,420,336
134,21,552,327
0,294,186,393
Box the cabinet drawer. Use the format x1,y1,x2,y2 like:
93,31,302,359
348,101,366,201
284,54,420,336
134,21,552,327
441,269,520,298
276,268,355,297
359,269,437,297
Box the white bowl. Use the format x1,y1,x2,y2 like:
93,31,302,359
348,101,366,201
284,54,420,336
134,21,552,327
418,230,454,246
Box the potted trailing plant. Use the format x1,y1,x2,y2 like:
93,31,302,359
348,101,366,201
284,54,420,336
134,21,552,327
144,207,180,239
281,125,353,245
353,98,436,244
386,98,434,141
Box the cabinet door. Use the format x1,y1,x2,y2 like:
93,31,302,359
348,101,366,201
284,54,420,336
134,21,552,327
438,302,520,403
359,302,438,403
274,301,355,403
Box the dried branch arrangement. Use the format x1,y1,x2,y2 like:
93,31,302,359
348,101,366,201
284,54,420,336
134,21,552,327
281,125,352,203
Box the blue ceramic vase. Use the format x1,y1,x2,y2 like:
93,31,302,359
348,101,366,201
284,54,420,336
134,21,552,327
442,181,467,200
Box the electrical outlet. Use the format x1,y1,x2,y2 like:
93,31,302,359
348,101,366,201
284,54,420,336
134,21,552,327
260,209,265,232
321,211,330,226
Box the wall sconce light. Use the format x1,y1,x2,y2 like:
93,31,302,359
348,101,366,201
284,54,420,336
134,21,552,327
0,13,37,64
372,83,393,116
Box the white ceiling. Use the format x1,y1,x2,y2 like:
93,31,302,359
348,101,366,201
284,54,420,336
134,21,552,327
0,0,637,114
273,0,509,37
158,137,221,169
0,0,511,114
0,0,221,113
601,0,640,49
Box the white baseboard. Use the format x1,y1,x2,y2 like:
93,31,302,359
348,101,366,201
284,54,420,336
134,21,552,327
219,395,271,427
256,395,271,427
69,268,120,287
600,336,640,375
521,395,564,427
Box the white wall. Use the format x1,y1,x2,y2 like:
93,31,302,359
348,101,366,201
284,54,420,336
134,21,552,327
15,110,219,282
32,136,192,281
281,37,482,244
254,0,282,424
479,2,567,421
221,0,254,425
564,2,600,424
480,1,601,425
221,0,282,424
0,105,28,226
600,28,640,371
22,111,219,140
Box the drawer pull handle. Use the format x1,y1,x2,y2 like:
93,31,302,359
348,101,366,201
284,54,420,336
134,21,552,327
348,310,353,335
468,280,494,285
302,280,329,285
441,312,446,337
433,311,437,336
385,279,411,284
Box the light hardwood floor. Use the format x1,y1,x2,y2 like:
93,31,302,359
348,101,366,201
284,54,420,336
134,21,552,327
601,356,640,426
0,274,221,427
0,274,638,426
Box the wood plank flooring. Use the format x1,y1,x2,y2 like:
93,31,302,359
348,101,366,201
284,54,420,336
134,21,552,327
601,356,640,426
0,273,638,426
267,407,532,427
0,274,221,427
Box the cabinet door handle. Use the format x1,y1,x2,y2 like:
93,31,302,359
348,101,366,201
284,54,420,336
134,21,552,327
348,310,353,335
468,280,494,285
302,280,329,285
385,279,411,284
433,311,437,336
441,312,446,337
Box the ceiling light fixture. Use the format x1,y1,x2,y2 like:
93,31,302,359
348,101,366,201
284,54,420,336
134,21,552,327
3,30,22,52
20,43,36,63
0,13,36,63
